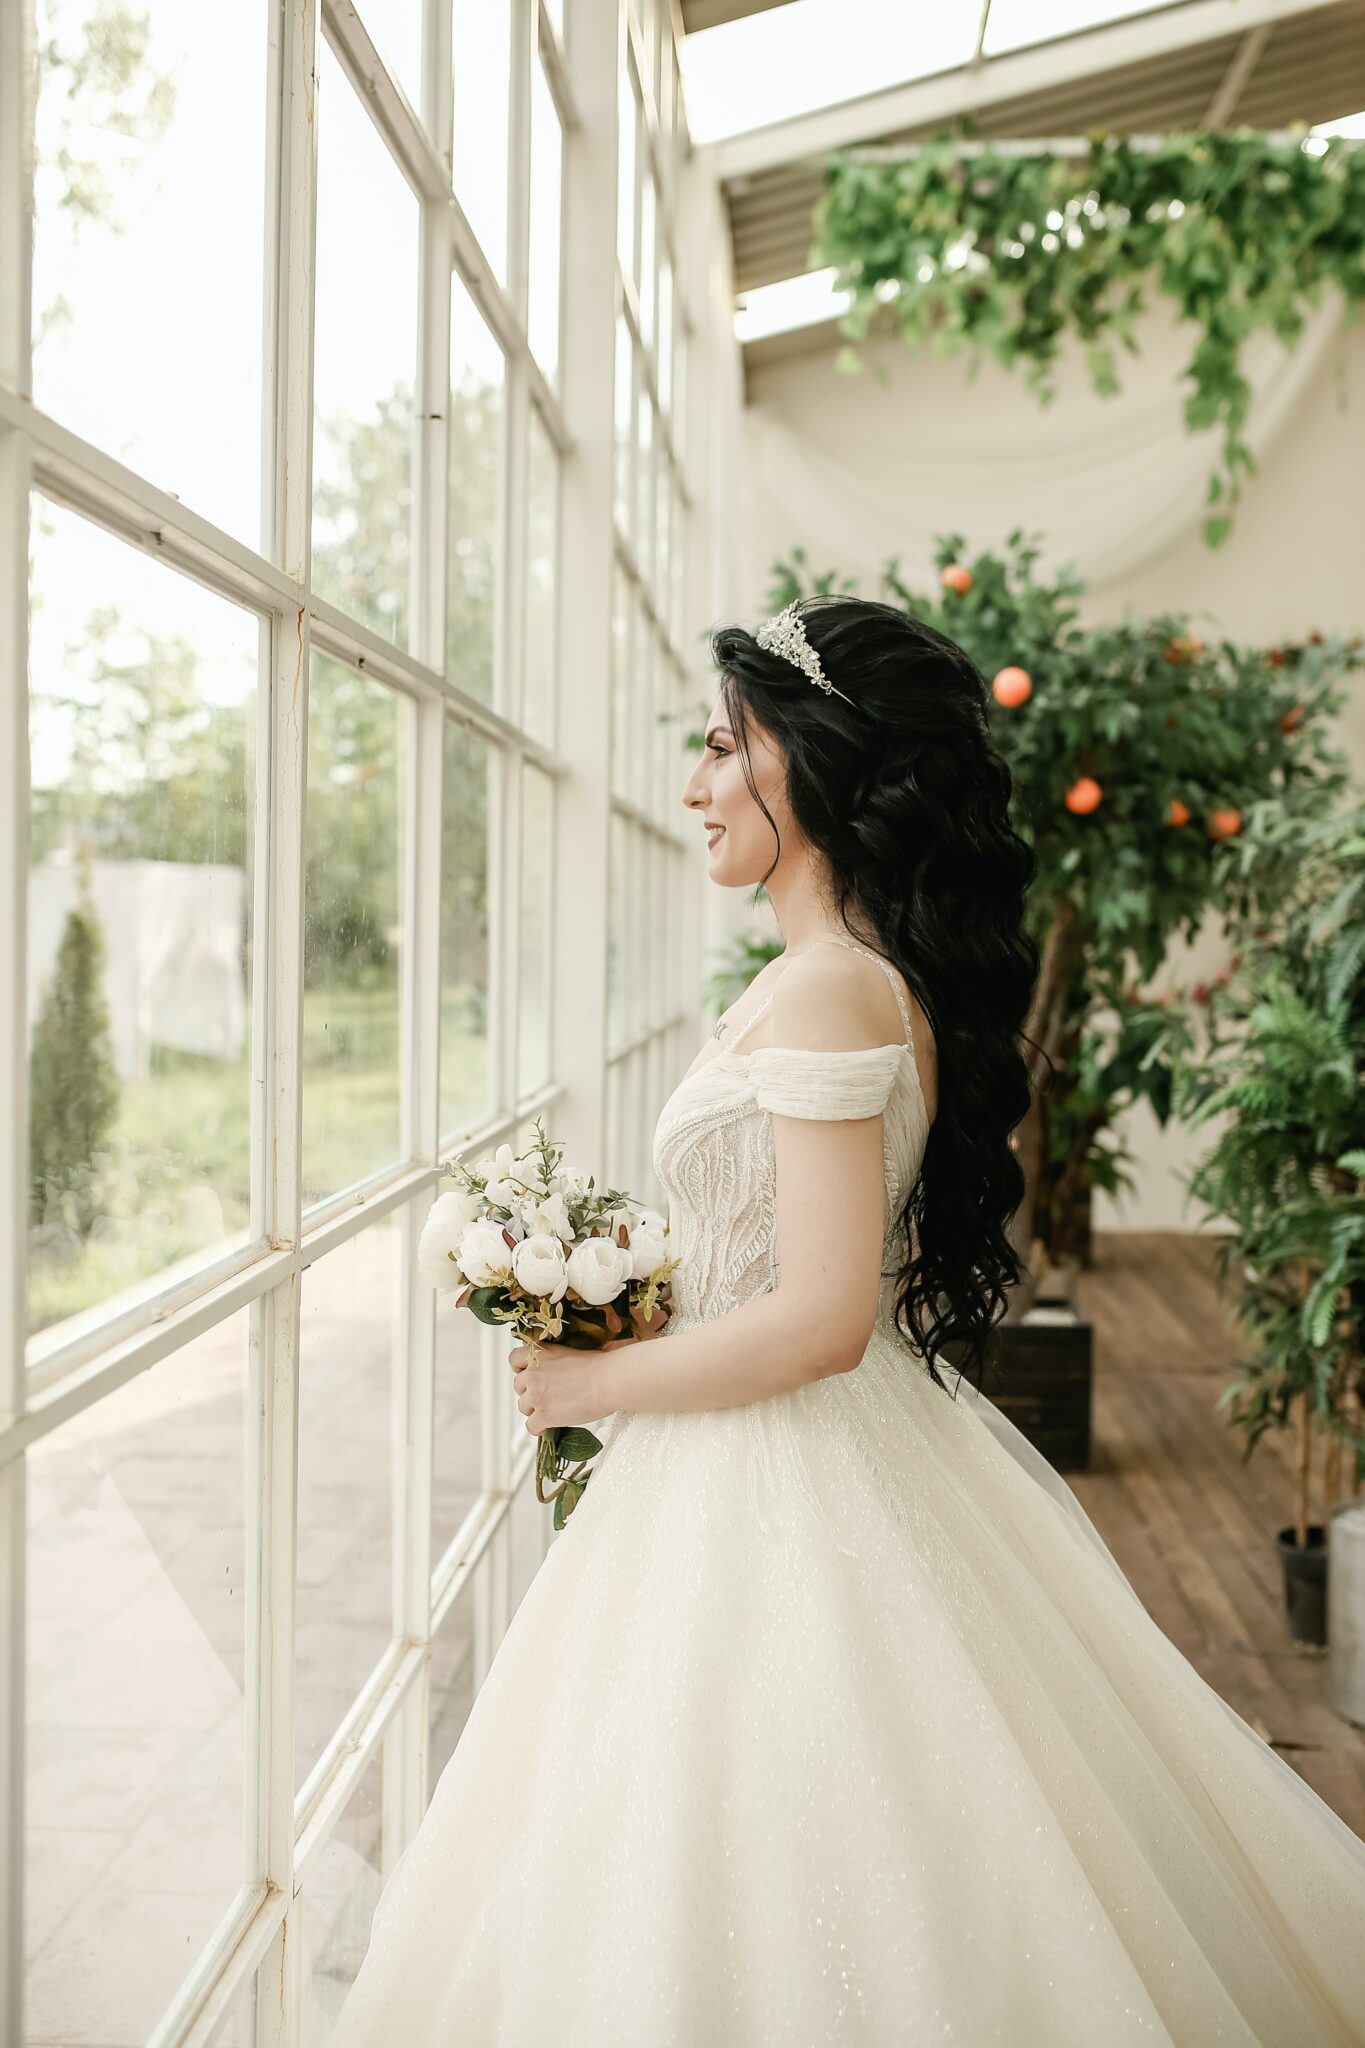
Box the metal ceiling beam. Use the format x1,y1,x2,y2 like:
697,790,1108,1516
1203,23,1272,122
681,0,796,31
706,0,1350,181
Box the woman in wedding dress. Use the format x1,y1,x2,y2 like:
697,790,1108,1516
331,595,1365,2046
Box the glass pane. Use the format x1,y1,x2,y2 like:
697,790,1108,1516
659,16,675,161
658,254,674,416
517,764,554,1098
439,721,492,1140
26,1312,247,2043
523,405,559,740
671,472,685,644
656,444,671,610
609,565,630,799
31,0,268,548
639,170,656,351
635,388,655,589
27,497,256,1343
672,316,687,462
607,809,626,1046
617,64,638,285
302,1744,384,2042
360,0,423,112
453,0,512,286
297,1213,400,1780
303,655,407,1208
528,56,563,385
985,0,1175,56
447,272,505,708
432,1280,484,1569
427,1581,478,1793
312,37,420,651
613,311,635,537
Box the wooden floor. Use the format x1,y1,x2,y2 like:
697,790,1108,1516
1066,1231,1365,1841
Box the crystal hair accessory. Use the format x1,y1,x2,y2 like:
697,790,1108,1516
755,601,858,707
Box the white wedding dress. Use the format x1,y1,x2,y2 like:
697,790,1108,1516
331,938,1365,2046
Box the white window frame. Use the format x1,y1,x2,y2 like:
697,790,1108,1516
0,0,707,2040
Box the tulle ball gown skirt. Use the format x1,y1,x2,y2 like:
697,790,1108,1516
328,1324,1365,2046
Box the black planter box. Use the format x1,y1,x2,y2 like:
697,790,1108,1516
978,1309,1093,1471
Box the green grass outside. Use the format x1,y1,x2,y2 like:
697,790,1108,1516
28,982,490,1338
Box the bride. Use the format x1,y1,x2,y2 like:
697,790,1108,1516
331,595,1365,2045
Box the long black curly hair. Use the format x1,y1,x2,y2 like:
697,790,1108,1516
709,593,1042,1395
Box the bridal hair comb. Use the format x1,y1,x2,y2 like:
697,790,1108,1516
755,601,858,708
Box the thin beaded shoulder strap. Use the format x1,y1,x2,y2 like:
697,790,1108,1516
717,935,915,1053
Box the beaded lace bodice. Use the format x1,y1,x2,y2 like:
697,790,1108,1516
652,938,932,1342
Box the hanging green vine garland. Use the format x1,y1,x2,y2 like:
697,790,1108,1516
811,131,1365,546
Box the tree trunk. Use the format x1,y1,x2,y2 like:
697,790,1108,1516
1009,899,1083,1306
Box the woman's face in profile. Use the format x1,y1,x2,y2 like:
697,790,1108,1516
682,695,793,888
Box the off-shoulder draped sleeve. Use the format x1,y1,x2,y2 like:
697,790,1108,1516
749,1043,908,1121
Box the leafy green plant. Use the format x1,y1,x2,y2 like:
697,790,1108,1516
812,130,1365,543
29,865,120,1238
1165,800,1365,1537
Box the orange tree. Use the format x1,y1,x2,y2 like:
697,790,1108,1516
724,535,1361,1275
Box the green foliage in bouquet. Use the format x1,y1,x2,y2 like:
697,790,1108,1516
811,130,1365,544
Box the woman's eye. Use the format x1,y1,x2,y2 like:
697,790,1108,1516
709,744,728,758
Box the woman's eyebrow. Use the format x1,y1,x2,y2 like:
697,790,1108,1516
705,726,733,746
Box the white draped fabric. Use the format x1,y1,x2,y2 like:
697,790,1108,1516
740,292,1347,593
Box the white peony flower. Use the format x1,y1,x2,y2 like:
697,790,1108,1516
457,1218,519,1288
565,1235,633,1306
519,1188,574,1244
418,1189,481,1291
626,1218,669,1280
512,1231,569,1303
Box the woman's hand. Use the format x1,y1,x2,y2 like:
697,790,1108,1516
508,1341,608,1435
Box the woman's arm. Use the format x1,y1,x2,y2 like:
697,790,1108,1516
598,1280,865,1416
600,949,895,1417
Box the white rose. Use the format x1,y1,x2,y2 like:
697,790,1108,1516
565,1235,633,1307
417,1190,481,1291
512,1231,569,1303
457,1218,519,1288
519,1189,574,1243
627,1220,669,1280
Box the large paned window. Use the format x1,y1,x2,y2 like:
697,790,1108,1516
2,1,698,2040
606,3,692,1199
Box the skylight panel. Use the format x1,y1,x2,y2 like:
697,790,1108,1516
680,0,978,146
983,0,1192,59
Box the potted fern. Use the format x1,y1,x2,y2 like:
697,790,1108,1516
1168,798,1365,1649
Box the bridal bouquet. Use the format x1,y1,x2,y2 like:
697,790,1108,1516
418,1117,678,1527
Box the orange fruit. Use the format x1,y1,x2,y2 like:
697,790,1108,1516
1064,776,1102,815
1279,704,1304,733
1207,807,1241,840
940,564,974,595
1166,798,1190,826
1163,634,1203,665
992,665,1032,707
